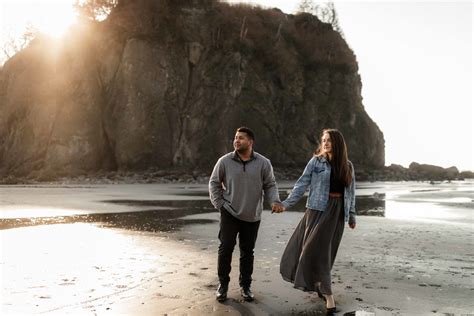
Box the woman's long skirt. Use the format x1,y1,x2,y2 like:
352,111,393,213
280,197,345,295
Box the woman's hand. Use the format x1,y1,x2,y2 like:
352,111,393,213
271,203,285,213
348,222,356,229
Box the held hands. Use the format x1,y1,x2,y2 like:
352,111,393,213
271,202,285,213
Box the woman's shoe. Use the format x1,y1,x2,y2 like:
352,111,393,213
326,306,337,315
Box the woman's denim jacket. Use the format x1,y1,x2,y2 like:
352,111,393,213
281,156,356,223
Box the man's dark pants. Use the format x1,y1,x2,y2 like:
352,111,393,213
218,209,260,288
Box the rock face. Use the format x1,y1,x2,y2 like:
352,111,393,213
0,0,384,178
356,163,467,182
408,163,459,181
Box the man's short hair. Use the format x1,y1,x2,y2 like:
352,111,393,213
236,126,255,141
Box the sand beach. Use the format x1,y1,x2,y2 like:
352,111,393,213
0,180,473,315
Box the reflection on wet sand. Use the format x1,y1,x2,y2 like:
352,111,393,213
275,191,386,218
3,180,472,231
0,223,185,314
0,199,216,231
0,192,390,232
384,200,466,224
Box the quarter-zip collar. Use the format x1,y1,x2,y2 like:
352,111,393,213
231,150,256,172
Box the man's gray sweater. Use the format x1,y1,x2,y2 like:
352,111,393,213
209,151,280,222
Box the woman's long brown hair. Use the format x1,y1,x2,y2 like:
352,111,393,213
314,129,352,186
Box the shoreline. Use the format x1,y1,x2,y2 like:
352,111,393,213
0,167,473,186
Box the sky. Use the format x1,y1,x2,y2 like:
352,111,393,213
0,0,473,171
0,0,76,39
228,0,473,171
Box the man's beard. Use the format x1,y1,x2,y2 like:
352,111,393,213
235,145,248,154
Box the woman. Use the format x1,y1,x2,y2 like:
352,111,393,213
275,129,356,314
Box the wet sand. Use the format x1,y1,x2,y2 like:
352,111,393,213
1,181,473,315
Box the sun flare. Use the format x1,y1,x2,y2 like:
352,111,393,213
1,0,78,40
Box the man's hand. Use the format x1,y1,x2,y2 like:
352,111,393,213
271,202,285,213
348,222,356,229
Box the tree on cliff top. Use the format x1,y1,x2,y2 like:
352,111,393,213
74,0,118,21
1,24,38,66
73,0,217,21
297,0,345,38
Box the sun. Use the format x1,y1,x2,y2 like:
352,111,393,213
34,1,78,38
1,0,78,40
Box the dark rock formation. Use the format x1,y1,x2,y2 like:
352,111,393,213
0,0,384,179
355,163,471,182
459,171,474,179
408,162,459,181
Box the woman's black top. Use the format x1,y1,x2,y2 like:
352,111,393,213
329,168,345,193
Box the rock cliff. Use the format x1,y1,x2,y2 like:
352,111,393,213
0,0,384,178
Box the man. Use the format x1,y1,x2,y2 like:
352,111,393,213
209,126,282,302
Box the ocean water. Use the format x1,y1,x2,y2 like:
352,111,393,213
274,179,473,227
0,180,472,227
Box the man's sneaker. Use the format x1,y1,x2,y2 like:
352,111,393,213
215,284,228,302
240,286,255,301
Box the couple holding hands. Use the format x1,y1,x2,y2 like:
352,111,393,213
209,126,356,314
